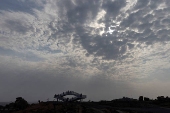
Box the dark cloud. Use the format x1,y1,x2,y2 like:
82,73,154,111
102,0,127,28
149,0,163,9
74,25,128,60
127,43,135,49
134,0,150,10
162,19,170,24
67,0,169,60
41,0,170,61
47,0,131,60
102,0,126,17
67,0,100,24
120,9,151,29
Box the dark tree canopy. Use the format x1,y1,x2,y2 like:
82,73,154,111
15,97,29,110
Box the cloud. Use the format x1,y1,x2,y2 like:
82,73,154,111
4,19,33,34
0,47,44,62
0,0,170,101
133,0,150,9
0,0,170,76
1,0,169,61
0,0,44,14
67,0,101,24
102,0,127,19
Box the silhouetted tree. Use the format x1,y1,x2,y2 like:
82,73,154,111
0,105,4,111
8,102,15,110
5,104,10,110
15,97,29,110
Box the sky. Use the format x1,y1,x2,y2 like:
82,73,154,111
0,0,170,102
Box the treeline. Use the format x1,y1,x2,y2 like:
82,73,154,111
0,97,29,113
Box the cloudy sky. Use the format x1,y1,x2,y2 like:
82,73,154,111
0,0,170,102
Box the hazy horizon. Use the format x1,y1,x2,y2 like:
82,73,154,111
0,0,170,102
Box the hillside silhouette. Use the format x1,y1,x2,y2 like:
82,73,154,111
1,93,170,113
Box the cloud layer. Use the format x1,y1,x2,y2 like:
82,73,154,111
0,0,170,101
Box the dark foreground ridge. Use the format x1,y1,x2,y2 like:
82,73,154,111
1,94,170,113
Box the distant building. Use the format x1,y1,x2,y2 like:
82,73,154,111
157,96,166,101
144,97,150,101
139,96,143,101
114,97,137,101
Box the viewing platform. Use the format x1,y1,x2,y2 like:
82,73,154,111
54,91,86,102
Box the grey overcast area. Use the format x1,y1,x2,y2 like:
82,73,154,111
0,0,170,102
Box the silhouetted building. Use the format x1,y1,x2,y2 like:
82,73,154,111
115,97,137,101
157,96,165,101
139,96,143,101
144,97,150,101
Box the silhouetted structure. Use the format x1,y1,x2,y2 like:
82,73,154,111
114,97,137,101
144,97,150,101
139,96,143,101
3,95,170,113
54,91,86,102
157,96,167,101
